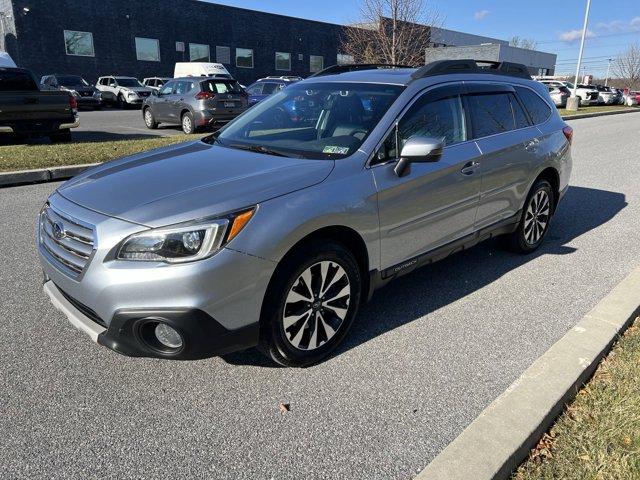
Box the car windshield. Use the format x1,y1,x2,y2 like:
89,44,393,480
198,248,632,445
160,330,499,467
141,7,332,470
208,82,404,159
201,79,243,94
57,75,89,86
117,78,143,87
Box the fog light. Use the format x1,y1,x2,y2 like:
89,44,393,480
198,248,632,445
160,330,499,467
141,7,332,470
154,323,183,349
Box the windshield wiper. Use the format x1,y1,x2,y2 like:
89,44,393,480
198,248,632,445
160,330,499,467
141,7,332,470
227,143,301,158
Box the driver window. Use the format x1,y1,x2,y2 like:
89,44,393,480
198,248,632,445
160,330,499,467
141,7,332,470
159,82,174,95
375,94,466,164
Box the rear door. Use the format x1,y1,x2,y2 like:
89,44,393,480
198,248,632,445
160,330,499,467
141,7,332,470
464,83,538,229
372,84,483,270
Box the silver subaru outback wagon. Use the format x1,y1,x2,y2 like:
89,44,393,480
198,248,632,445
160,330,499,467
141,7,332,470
37,60,573,367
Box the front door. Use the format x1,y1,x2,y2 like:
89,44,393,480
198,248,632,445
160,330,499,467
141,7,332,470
372,85,482,270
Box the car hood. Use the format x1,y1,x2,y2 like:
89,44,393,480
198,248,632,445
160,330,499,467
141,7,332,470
57,141,334,227
123,86,151,93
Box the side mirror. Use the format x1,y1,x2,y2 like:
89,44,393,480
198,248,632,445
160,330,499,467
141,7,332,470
394,136,444,177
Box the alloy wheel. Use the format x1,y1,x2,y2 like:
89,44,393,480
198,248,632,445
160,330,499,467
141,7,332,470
524,189,550,245
144,110,153,127
182,115,192,134
282,261,351,351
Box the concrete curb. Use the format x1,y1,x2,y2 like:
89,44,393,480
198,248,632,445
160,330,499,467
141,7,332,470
562,107,640,121
416,267,640,480
0,163,98,188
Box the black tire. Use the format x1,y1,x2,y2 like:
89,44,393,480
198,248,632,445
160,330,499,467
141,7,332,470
49,129,72,143
117,94,126,109
258,240,362,367
93,105,102,111
505,179,554,253
143,107,159,129
181,111,195,134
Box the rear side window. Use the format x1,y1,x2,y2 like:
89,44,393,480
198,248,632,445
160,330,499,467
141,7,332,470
0,70,38,91
515,86,552,125
510,94,530,129
201,80,243,94
467,93,517,138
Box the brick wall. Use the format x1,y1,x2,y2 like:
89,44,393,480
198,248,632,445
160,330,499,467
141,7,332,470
7,0,346,85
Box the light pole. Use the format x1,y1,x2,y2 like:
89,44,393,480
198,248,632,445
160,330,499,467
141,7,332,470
605,58,612,86
567,0,592,110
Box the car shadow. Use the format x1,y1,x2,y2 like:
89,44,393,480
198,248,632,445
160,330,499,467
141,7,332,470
221,186,627,368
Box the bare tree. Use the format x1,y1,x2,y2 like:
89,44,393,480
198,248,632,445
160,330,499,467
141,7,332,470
612,43,640,89
340,0,441,66
509,36,538,50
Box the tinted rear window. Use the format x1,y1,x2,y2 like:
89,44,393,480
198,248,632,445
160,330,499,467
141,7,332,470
467,93,517,138
0,70,38,91
200,80,243,94
515,86,552,125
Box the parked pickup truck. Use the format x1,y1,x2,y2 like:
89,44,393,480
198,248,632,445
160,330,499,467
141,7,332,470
0,67,79,142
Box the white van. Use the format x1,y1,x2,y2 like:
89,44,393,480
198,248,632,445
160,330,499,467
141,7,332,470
173,62,232,79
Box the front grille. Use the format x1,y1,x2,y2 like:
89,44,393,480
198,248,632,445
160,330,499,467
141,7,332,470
57,285,107,327
138,91,150,97
39,204,95,277
80,91,92,97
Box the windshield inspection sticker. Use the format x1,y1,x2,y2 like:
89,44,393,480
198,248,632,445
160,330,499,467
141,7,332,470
323,146,350,154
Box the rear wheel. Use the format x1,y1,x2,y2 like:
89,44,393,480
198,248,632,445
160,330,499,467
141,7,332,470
505,179,554,253
49,129,72,143
143,107,158,129
181,111,195,134
259,241,362,367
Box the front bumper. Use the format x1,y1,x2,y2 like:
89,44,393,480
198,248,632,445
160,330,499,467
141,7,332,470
43,280,259,359
38,193,276,359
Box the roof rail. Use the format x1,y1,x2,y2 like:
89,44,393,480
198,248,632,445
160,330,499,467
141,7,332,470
308,63,415,78
411,59,532,80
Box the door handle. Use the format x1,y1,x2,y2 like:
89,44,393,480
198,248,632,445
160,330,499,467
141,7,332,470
525,139,540,151
461,161,480,175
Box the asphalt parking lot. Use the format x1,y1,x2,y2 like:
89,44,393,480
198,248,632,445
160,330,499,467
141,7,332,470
1,113,639,479
75,107,184,141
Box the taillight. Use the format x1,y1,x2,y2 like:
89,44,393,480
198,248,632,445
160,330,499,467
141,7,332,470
68,94,78,111
563,126,573,145
195,91,215,100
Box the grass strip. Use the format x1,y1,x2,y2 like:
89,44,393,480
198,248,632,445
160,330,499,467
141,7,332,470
514,318,640,480
0,135,204,172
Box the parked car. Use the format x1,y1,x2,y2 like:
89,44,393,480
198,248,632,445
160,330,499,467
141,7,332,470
591,84,617,105
38,60,572,366
174,62,232,79
142,76,247,134
539,80,598,106
41,74,102,109
0,67,78,142
545,84,570,107
611,88,625,104
246,76,303,106
96,76,152,108
622,89,639,106
142,77,172,92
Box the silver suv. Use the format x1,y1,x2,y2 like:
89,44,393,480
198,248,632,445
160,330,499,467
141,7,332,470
37,60,573,367
96,76,153,108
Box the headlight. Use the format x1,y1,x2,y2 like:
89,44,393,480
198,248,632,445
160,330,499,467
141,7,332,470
128,91,138,97
116,209,255,263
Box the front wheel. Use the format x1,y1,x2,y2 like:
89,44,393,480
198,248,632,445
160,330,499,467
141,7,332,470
259,241,362,367
143,108,158,129
505,179,554,253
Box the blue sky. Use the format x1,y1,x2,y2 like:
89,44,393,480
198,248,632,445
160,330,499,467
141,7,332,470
209,0,640,76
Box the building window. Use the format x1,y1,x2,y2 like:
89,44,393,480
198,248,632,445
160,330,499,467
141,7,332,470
275,52,291,71
189,43,210,62
538,68,549,76
135,37,160,62
176,41,185,52
310,55,324,73
63,30,94,57
236,48,254,68
337,53,354,65
216,46,230,64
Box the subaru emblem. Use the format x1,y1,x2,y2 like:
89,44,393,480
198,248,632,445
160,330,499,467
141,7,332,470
52,222,65,240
